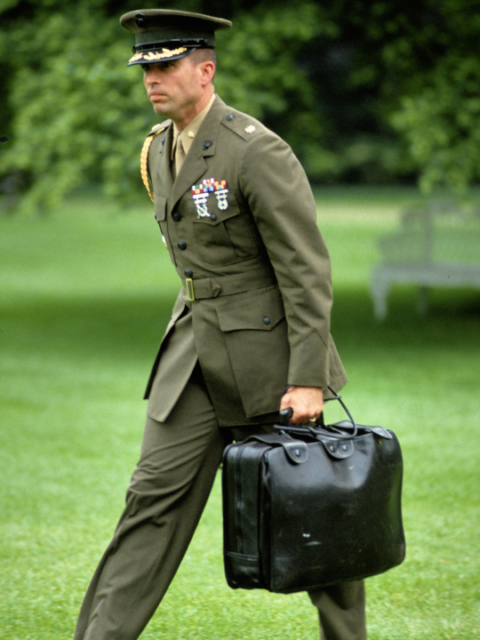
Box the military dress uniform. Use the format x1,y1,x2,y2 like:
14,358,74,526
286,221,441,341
74,10,366,640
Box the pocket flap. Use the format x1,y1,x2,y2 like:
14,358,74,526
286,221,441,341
192,192,240,226
193,205,240,226
216,286,285,332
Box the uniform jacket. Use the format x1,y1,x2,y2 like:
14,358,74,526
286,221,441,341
144,95,347,427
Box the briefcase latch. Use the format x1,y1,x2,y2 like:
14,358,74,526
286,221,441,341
322,439,354,459
282,440,308,464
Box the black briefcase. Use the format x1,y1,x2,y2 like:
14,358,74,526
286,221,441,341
222,394,405,594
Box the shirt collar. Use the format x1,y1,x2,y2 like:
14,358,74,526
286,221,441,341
172,93,216,159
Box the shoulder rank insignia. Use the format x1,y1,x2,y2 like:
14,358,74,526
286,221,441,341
245,125,256,134
191,178,230,218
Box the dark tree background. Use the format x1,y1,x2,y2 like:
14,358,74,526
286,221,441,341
1,0,480,212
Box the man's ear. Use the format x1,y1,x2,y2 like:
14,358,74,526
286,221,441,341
199,60,216,87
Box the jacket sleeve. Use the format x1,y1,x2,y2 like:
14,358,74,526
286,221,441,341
239,131,334,389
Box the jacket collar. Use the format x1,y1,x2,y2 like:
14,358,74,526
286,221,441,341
158,125,174,194
168,95,226,213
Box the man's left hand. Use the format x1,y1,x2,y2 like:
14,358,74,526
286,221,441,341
280,386,324,425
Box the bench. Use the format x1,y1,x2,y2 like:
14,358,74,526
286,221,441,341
370,201,480,319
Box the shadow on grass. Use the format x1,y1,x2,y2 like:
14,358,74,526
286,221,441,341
3,285,479,369
331,286,480,356
2,292,178,365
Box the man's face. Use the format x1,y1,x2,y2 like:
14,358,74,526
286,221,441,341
142,55,204,123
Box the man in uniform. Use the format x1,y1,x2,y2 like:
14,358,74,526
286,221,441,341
74,9,366,640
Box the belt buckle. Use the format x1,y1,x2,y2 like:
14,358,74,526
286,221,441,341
185,278,195,302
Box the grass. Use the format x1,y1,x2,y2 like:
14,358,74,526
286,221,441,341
1,186,479,639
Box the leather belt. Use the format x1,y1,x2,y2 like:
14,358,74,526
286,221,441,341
183,268,277,302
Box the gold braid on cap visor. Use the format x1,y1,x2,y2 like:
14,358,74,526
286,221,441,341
129,47,188,64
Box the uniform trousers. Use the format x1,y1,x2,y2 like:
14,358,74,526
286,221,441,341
74,364,366,640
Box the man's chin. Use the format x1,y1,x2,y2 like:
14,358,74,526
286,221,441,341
152,104,172,118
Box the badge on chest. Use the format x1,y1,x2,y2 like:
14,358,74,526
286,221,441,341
191,178,229,219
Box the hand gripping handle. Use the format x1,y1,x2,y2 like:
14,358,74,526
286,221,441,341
277,387,359,440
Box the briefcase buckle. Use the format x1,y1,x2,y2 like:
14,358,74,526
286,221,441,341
185,278,195,302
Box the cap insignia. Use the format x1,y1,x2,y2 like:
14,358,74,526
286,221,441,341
129,47,188,64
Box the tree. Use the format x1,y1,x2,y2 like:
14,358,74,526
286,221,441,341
0,0,330,212
344,0,480,191
1,0,480,213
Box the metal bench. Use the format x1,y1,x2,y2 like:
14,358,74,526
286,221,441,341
370,201,480,319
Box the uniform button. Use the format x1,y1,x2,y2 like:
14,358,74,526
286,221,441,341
263,316,271,325
184,268,193,278
172,211,181,222
202,140,213,150
210,214,217,222
226,114,234,121
177,241,187,251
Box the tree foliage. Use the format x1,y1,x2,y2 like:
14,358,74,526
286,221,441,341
342,0,480,191
0,0,333,211
1,0,480,213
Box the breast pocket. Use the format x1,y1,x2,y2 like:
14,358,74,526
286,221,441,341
191,190,259,265
215,286,289,417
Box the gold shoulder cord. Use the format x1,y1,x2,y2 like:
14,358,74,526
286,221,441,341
140,130,163,202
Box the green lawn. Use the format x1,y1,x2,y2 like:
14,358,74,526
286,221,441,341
1,187,479,639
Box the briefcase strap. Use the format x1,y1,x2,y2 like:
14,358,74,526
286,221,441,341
278,387,356,437
276,387,392,441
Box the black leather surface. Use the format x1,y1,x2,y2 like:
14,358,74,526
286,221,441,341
222,428,405,593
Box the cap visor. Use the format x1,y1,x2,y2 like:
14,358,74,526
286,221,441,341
128,46,191,66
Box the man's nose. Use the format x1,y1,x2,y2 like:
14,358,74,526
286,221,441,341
144,68,159,85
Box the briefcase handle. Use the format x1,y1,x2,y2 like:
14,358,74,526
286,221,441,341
278,387,359,440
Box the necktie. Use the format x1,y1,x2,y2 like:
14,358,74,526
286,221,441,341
173,137,186,180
